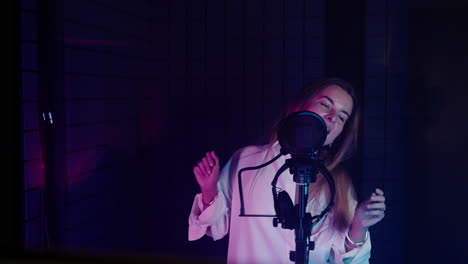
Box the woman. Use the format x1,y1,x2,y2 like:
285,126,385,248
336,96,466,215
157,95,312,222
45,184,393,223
188,78,386,263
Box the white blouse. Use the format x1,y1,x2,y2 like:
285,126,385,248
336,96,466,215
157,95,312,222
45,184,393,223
188,142,371,264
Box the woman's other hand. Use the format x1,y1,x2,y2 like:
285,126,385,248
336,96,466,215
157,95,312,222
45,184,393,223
193,151,220,206
352,188,386,230
348,188,386,244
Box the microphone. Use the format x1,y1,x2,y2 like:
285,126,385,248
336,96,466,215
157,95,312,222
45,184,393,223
277,111,327,158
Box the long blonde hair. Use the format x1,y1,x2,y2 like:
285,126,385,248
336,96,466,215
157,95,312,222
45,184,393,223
269,78,361,231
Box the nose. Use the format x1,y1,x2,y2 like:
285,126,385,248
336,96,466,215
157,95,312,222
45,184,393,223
323,114,336,133
324,114,336,123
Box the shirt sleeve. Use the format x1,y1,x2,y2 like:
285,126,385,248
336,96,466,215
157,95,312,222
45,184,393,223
329,228,371,264
188,192,229,241
188,151,239,241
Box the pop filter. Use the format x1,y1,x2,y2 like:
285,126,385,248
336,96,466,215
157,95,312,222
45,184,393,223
277,111,327,158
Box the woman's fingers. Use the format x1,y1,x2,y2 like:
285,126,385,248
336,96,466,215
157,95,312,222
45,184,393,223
193,165,200,176
207,151,219,168
367,202,386,211
365,210,385,217
353,187,387,229
194,151,221,190
375,188,384,196
198,159,209,175
193,166,205,181
202,157,212,174
194,151,218,178
206,151,215,167
370,194,385,203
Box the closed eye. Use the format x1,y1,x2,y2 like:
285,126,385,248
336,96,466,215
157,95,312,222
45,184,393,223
320,103,330,109
338,113,349,123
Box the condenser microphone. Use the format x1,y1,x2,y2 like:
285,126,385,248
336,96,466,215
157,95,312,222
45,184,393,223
277,111,327,158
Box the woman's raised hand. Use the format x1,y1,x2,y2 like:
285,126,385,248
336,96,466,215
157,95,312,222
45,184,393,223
193,151,220,205
346,188,386,247
352,188,386,230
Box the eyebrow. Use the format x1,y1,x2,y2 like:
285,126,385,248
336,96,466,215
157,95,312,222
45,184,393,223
322,96,351,117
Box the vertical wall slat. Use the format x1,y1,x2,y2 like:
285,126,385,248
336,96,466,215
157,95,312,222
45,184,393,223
362,0,407,263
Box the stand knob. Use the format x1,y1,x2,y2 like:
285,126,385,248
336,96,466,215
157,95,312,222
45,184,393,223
273,218,279,227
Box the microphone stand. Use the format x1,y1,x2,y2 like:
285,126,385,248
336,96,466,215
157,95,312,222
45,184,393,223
285,157,319,264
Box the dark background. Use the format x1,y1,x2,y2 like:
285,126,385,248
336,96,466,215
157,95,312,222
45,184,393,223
3,0,468,263
407,1,468,263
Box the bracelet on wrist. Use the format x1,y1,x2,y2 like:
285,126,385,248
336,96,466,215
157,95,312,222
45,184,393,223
345,230,369,248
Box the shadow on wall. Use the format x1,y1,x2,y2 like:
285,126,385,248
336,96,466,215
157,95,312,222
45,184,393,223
62,144,141,254
139,142,229,260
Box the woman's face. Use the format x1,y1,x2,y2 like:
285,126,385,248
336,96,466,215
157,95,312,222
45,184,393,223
300,84,354,146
